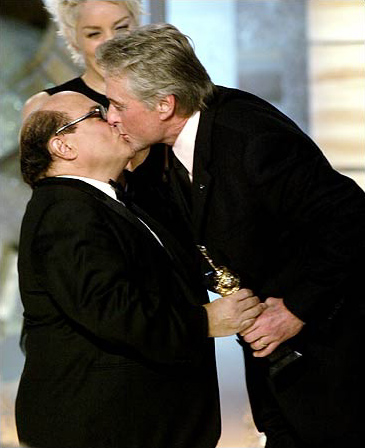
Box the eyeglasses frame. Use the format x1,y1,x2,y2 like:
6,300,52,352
55,104,108,135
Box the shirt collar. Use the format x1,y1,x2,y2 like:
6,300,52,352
56,175,118,201
172,111,200,182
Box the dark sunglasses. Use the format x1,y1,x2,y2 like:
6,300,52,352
55,104,108,135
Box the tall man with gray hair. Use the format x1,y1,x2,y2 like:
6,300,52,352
96,23,365,448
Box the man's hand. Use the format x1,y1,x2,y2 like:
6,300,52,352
240,297,304,357
203,289,265,337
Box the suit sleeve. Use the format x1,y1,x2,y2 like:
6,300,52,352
31,198,209,365
245,131,365,322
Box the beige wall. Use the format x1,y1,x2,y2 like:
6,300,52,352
308,0,365,189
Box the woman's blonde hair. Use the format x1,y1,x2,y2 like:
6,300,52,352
43,0,142,65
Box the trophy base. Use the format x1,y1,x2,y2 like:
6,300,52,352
267,345,303,378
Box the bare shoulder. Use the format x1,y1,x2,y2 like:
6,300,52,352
22,91,50,121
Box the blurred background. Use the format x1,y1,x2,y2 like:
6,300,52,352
0,1,364,447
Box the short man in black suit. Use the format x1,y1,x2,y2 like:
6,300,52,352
97,23,365,448
16,91,263,448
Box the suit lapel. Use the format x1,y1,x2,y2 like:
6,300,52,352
101,194,171,250
36,177,167,254
97,196,200,287
73,178,200,285
36,177,199,286
128,202,203,287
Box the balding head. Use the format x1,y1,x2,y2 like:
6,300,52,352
38,91,96,115
20,105,70,188
20,92,96,188
20,92,91,187
20,91,133,188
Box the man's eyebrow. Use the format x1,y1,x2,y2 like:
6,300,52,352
108,98,123,106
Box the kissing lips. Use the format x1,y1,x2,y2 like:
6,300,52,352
119,133,129,142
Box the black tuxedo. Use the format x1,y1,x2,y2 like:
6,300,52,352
131,86,365,448
16,177,220,448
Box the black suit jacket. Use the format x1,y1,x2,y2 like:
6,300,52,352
16,178,220,448
132,86,365,447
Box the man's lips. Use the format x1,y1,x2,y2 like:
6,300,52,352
119,133,129,141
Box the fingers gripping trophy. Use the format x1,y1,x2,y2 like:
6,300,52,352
197,245,302,377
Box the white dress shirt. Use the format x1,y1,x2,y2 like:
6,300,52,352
172,111,200,182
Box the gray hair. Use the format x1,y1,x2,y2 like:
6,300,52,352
43,0,142,65
96,23,216,116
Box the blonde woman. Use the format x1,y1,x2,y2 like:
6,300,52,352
22,0,142,117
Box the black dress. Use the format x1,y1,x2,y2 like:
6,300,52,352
45,76,109,108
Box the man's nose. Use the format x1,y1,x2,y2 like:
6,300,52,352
107,105,119,125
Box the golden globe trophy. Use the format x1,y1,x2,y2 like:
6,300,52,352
197,245,240,296
197,245,302,377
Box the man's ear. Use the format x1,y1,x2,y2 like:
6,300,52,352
48,136,78,160
157,95,175,120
